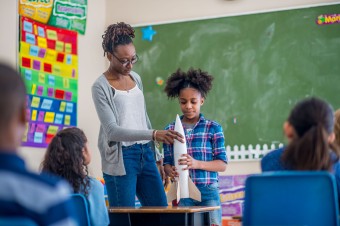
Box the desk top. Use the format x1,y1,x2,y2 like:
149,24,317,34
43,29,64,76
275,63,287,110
109,206,220,213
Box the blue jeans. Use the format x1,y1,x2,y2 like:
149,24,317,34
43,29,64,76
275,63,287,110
103,142,167,207
178,182,222,226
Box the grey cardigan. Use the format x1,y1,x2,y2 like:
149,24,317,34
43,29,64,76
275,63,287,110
91,71,160,176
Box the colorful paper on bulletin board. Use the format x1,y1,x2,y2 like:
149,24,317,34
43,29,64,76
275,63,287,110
19,0,54,24
48,0,87,35
219,175,248,217
19,16,78,148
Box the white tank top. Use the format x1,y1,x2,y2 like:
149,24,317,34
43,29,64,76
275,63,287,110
112,85,149,146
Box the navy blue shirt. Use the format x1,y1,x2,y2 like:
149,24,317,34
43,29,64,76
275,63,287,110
0,152,78,226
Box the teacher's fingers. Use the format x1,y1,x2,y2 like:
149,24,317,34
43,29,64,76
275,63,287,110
166,130,185,143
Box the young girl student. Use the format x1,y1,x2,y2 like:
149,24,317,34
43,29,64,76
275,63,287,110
41,127,110,226
92,22,183,207
163,68,227,226
261,97,340,198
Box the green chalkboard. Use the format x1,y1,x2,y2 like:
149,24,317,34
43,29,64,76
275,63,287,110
133,4,340,148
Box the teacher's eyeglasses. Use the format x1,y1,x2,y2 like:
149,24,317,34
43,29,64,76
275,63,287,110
112,54,139,67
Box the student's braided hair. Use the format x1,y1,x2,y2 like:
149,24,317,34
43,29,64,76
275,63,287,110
102,22,135,56
164,68,213,99
334,109,340,147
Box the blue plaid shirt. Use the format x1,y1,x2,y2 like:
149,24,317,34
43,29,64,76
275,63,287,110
163,114,227,185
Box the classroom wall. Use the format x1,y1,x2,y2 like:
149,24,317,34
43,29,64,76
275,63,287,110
0,0,338,178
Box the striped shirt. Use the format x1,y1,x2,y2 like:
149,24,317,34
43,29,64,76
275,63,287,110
163,114,227,185
0,152,78,226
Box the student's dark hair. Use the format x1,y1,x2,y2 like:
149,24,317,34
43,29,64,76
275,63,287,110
102,22,135,56
164,68,213,99
334,109,340,147
282,97,340,171
41,127,90,196
0,63,26,128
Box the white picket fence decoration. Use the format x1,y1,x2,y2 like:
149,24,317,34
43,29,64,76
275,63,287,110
227,143,284,161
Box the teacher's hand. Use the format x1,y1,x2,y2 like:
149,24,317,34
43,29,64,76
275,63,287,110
155,130,184,144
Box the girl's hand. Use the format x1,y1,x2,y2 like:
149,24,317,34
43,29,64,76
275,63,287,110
164,164,179,181
155,130,184,144
178,154,200,170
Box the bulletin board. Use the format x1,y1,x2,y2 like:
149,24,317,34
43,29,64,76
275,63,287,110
19,16,78,147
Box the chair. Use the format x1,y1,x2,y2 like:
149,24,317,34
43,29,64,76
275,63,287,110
70,193,91,226
243,171,339,226
0,217,38,226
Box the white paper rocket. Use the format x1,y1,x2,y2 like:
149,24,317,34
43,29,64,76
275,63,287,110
166,115,201,203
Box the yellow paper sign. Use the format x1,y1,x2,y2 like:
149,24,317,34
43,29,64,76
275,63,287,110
19,0,53,24
31,84,37,95
52,64,61,75
31,109,37,121
20,42,30,56
46,29,57,40
44,112,55,123
38,72,45,84
46,49,57,62
56,41,64,52
64,115,71,125
34,24,38,35
37,37,47,48
65,43,72,54
59,102,66,112
47,125,59,135
31,96,40,108
63,78,70,88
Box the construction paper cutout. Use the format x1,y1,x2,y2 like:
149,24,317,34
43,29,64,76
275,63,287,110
47,39,56,49
34,24,38,35
37,86,44,96
46,49,57,62
65,91,72,101
63,78,69,88
44,112,55,123
57,53,65,62
66,102,73,113
29,123,36,134
52,64,61,75
59,102,66,112
48,75,55,86
142,26,157,42
29,45,39,57
46,29,57,40
26,109,31,121
31,109,37,121
66,55,72,64
22,57,31,68
37,37,47,48
38,48,46,58
31,84,37,95
38,26,45,37
56,41,64,52
38,111,45,122
41,99,53,110
72,69,76,78
44,63,52,73
47,125,58,135
55,89,64,99
47,87,54,97
35,124,46,133
25,33,36,45
38,72,45,84
33,60,41,70
31,96,40,108
54,113,63,124
23,21,33,33
25,70,32,80
65,43,72,54
34,132,43,143
20,42,30,55
64,115,71,125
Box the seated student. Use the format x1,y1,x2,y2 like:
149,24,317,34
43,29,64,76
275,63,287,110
334,109,340,147
0,63,78,226
41,127,110,226
261,97,340,195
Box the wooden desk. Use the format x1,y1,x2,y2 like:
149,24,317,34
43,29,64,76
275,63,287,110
108,206,220,226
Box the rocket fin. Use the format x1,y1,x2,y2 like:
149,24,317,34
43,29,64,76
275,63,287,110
176,180,181,203
166,181,177,203
188,177,201,202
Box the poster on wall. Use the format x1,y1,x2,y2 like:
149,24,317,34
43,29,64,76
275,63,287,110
18,0,54,24
19,16,78,148
48,0,87,35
